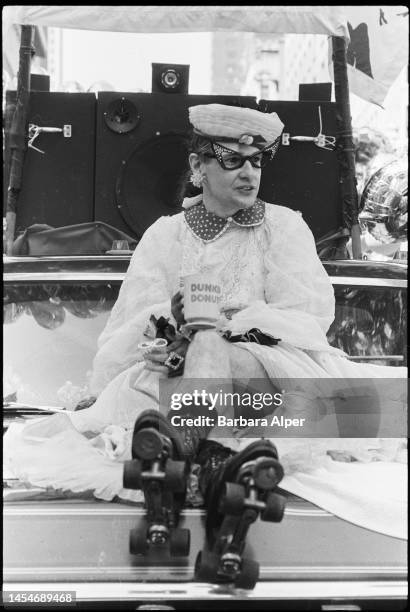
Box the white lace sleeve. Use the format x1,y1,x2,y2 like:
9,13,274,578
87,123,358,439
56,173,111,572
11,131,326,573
230,207,342,353
89,216,180,394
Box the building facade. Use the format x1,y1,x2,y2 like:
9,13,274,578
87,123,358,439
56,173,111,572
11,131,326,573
279,34,330,101
211,32,331,102
210,32,254,96
241,33,283,100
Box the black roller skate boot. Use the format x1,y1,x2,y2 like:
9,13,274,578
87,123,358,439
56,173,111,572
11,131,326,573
195,439,286,589
123,410,190,558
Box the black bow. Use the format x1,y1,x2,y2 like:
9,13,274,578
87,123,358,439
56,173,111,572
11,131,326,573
223,327,281,346
150,315,177,344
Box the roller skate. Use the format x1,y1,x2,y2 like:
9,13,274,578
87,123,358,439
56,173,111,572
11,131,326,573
123,410,190,557
195,439,286,589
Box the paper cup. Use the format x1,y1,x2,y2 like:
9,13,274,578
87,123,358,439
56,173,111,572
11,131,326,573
182,273,221,329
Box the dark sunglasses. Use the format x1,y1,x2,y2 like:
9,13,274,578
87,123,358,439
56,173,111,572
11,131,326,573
204,142,273,170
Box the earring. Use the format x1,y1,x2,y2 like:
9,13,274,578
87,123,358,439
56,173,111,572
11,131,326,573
190,170,204,188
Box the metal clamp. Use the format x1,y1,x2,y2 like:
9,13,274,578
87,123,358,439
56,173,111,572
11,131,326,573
28,123,72,154
315,132,336,150
282,133,335,150
280,106,336,151
282,132,290,146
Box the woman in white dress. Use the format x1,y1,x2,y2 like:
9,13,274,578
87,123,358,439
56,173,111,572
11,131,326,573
68,103,404,444
4,105,406,580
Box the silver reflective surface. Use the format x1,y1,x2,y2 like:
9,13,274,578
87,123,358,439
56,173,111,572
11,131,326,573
359,157,408,260
3,283,119,407
328,285,407,366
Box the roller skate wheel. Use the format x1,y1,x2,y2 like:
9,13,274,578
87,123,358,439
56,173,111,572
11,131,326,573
253,457,284,490
133,428,163,460
220,551,242,577
261,491,286,522
194,550,221,583
148,524,169,545
123,459,143,489
129,527,149,555
164,459,187,493
235,557,259,590
169,527,190,557
219,482,245,515
237,460,254,483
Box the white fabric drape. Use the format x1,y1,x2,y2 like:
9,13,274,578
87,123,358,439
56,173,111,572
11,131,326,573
90,218,178,394
3,6,349,37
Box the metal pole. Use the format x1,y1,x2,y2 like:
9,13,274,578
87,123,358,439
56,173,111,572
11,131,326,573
332,36,362,259
4,24,35,256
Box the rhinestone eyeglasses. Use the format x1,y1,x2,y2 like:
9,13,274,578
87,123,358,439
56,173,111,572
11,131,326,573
204,139,280,171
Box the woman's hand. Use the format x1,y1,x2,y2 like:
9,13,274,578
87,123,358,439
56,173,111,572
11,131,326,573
143,336,190,377
166,337,190,378
143,345,169,375
171,290,185,328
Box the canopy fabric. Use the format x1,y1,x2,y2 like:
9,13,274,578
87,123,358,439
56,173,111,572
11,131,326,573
343,5,409,107
3,5,349,38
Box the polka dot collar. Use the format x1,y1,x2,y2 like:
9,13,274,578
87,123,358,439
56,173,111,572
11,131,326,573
184,199,265,243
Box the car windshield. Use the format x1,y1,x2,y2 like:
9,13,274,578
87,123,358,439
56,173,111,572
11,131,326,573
4,280,406,414
3,282,120,409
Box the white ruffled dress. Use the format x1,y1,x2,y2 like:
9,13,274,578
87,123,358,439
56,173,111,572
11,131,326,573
4,197,407,537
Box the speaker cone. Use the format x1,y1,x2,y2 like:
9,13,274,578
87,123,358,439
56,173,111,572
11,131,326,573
115,132,190,237
161,69,180,90
152,63,189,94
104,97,140,134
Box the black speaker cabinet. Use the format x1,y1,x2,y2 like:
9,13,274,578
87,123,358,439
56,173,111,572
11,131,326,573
258,100,342,240
4,92,96,233
30,73,50,92
94,93,258,238
299,82,332,102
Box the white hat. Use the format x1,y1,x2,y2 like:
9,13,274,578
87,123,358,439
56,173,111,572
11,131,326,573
189,103,284,149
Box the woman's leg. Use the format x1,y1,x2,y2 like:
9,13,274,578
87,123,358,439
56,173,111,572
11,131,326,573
183,333,278,449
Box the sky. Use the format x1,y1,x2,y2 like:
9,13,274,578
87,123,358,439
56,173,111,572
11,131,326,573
60,29,212,94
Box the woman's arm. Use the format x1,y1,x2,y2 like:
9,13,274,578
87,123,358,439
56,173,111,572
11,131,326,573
89,216,180,394
229,207,342,353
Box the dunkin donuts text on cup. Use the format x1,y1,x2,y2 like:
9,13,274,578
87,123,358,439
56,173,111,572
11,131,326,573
190,282,221,303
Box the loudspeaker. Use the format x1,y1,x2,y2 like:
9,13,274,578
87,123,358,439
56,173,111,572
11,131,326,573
4,92,96,233
257,100,342,239
299,82,332,102
152,63,190,94
30,73,50,91
94,93,258,238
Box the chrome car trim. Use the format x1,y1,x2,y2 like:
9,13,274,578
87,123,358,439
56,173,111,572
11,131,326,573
3,256,132,262
2,581,407,600
3,505,330,517
3,255,407,266
4,272,407,288
348,355,404,362
330,277,406,288
4,566,406,577
3,272,125,282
